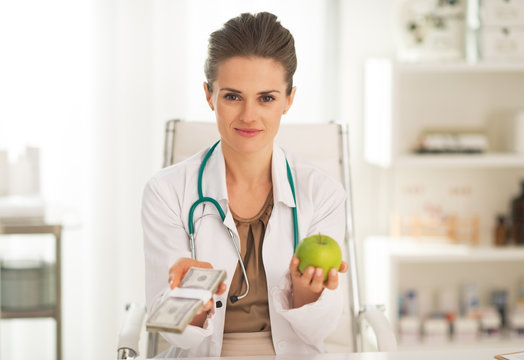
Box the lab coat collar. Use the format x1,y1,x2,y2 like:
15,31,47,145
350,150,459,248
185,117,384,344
272,143,296,208
202,141,297,214
202,142,228,204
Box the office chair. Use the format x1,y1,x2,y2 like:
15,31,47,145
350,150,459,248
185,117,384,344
117,119,397,359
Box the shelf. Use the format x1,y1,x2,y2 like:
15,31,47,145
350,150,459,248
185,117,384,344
398,336,524,351
390,243,524,263
364,57,524,169
397,61,524,73
0,221,63,360
0,222,62,236
1,308,56,319
367,237,524,263
395,153,524,168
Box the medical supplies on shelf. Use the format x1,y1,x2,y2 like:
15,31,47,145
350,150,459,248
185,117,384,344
391,213,480,245
414,130,488,154
397,282,524,345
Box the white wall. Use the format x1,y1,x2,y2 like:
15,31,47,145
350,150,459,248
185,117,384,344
337,1,396,294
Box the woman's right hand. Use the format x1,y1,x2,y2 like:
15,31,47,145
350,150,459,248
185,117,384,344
168,258,227,327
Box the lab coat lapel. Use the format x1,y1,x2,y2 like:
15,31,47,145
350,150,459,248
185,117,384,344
262,145,297,289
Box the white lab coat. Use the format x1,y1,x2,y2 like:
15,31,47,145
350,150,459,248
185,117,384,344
142,142,346,357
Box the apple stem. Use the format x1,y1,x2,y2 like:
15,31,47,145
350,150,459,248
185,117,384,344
319,232,323,244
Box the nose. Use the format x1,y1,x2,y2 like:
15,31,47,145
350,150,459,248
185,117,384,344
240,99,257,123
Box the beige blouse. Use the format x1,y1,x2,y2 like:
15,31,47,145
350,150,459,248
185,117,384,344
224,188,274,333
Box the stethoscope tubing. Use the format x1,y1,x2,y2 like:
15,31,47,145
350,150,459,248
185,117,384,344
187,140,298,303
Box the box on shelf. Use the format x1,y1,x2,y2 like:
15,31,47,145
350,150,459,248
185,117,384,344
399,316,421,344
0,259,55,311
509,312,524,338
453,317,479,342
480,308,502,340
423,318,449,344
0,195,45,224
481,0,524,27
487,111,524,154
481,26,524,61
395,0,466,62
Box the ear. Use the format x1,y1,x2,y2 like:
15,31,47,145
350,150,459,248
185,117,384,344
203,82,214,111
283,86,296,114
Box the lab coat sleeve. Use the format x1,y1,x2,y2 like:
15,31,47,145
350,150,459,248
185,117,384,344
142,176,213,349
273,184,347,347
273,274,343,347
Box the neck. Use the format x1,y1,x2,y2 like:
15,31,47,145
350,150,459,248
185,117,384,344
222,144,273,189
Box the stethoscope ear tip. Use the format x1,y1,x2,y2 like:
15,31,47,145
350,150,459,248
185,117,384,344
229,295,239,304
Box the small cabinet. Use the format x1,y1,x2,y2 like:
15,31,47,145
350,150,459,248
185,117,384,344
0,223,62,360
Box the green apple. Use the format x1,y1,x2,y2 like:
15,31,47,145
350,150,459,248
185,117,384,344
295,233,342,281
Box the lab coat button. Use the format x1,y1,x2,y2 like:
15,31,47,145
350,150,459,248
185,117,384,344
278,340,288,350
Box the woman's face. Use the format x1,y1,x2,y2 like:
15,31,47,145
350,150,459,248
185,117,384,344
204,56,295,156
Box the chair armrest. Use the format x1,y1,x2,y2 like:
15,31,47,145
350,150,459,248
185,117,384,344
118,302,146,359
360,305,398,351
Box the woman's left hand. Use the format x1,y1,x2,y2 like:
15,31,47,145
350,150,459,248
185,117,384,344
289,256,348,309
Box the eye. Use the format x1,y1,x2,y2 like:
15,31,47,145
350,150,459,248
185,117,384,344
260,95,275,103
224,93,240,101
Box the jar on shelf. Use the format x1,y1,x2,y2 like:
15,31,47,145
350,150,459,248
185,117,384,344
480,309,502,340
511,180,524,245
494,215,508,246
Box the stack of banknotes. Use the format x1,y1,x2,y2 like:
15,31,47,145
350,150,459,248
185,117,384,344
146,267,226,334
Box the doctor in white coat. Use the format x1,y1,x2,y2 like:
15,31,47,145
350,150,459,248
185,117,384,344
142,12,348,357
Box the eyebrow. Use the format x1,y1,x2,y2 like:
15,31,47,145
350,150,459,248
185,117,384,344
220,87,281,95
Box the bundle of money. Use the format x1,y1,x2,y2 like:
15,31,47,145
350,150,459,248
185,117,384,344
146,267,227,334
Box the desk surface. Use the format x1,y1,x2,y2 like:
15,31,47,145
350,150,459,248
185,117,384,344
159,348,523,360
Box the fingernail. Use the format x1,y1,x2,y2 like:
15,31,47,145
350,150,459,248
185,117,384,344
330,268,337,276
306,267,314,275
316,268,323,277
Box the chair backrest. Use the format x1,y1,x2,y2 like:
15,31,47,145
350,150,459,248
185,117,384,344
160,119,360,353
165,119,344,182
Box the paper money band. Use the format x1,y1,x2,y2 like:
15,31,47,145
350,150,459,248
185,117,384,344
168,287,212,303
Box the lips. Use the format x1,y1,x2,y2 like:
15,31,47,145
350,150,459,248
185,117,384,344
235,128,262,138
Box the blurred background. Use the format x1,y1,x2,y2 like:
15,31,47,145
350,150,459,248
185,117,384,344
1,0,524,358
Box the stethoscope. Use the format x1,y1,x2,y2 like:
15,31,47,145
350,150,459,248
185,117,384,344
188,140,299,303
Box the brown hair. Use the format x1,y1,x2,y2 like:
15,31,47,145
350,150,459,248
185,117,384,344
204,12,297,95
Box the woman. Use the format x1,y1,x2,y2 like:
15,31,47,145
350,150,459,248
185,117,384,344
142,12,348,357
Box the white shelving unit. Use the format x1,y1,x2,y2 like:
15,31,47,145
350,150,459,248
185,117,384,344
363,57,524,244
364,236,524,351
362,58,524,350
364,58,524,168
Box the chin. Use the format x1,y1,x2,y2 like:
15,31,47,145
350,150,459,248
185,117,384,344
226,138,274,156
